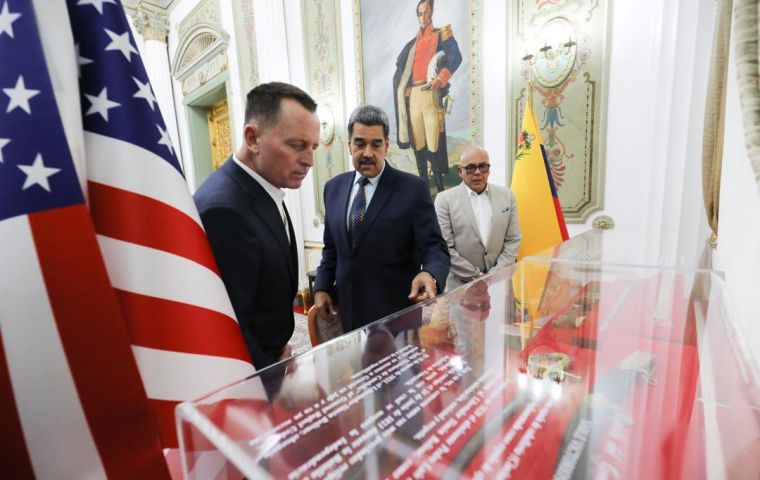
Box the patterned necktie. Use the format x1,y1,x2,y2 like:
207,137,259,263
348,177,370,248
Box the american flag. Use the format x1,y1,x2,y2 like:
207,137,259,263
0,1,169,477
0,0,256,474
67,0,255,449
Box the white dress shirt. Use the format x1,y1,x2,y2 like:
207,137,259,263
346,162,386,230
465,184,491,245
233,155,290,243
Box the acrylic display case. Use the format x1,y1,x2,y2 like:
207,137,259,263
176,237,760,479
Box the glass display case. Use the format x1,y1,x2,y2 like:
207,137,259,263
176,244,760,479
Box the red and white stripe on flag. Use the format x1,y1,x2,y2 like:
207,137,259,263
0,210,171,479
65,0,255,449
0,1,169,477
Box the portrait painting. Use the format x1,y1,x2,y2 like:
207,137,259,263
354,0,482,197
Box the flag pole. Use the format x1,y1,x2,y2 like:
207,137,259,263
521,52,536,128
528,75,534,112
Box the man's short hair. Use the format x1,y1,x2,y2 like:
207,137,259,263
417,0,434,11
244,82,317,127
348,105,390,139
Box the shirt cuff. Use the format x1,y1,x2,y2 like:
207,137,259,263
437,68,453,86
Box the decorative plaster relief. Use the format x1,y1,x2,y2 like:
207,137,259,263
179,0,221,39
232,0,260,95
302,0,349,220
510,0,611,223
131,5,170,42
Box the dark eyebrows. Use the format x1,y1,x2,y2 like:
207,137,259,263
352,137,384,144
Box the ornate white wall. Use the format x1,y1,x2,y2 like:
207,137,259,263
297,0,722,286
150,0,759,325
570,0,715,266
167,0,201,192
327,0,715,266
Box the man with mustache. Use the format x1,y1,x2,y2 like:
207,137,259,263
194,82,320,369
314,105,450,332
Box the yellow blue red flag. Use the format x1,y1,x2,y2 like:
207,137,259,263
511,99,569,259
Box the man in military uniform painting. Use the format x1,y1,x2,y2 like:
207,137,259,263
393,0,462,193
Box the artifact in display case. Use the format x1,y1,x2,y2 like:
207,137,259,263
177,258,760,479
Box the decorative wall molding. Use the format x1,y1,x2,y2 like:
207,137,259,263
302,0,349,220
178,0,221,40
130,5,170,42
592,215,615,230
231,0,260,95
469,0,482,147
171,0,229,93
171,22,229,96
122,0,176,12
509,0,611,223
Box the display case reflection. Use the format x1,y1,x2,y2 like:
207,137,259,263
177,255,760,479
420,280,492,377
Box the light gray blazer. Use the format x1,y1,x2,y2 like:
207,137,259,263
434,182,521,290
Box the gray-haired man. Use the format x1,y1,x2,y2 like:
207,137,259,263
313,105,450,332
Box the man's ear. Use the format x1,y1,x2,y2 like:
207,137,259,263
244,123,260,153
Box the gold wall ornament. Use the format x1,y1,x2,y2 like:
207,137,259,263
592,215,615,230
709,232,718,249
207,99,232,171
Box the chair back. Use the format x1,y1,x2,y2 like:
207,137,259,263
306,306,343,346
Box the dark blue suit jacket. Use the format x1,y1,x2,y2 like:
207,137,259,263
193,158,297,369
314,164,450,331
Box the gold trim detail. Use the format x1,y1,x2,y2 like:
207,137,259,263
440,24,453,41
207,99,232,171
591,215,615,230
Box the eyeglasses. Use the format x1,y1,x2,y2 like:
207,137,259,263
460,163,490,174
462,301,490,312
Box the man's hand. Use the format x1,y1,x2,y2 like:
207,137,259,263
314,291,339,323
279,344,293,361
408,271,438,303
421,77,444,91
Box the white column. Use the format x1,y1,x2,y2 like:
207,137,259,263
130,6,183,169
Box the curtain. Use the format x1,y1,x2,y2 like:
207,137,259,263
701,0,733,239
734,0,760,195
